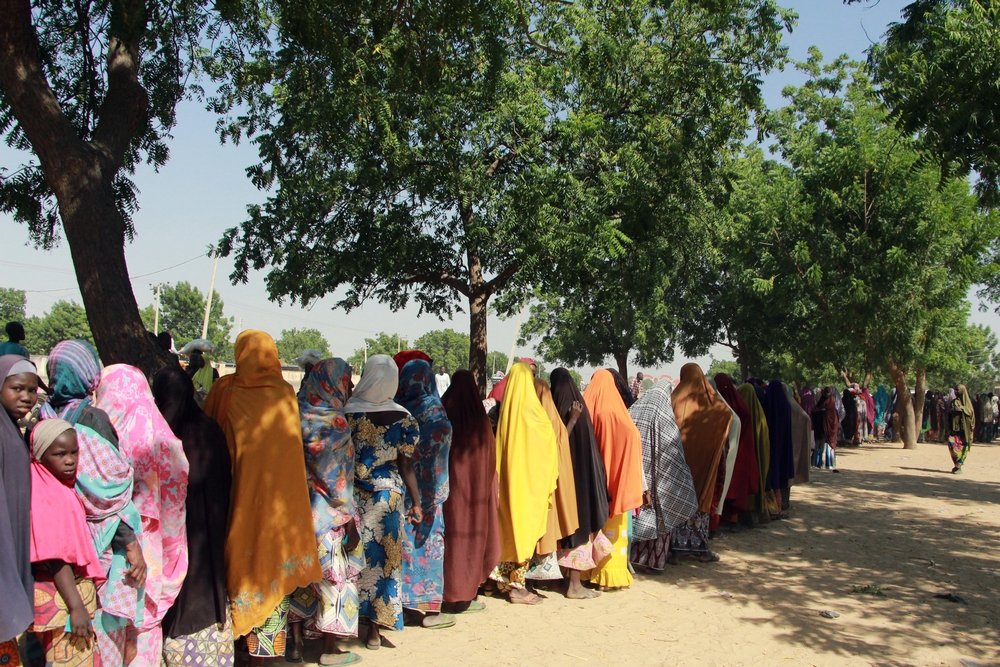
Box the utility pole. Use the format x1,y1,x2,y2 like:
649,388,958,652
152,284,162,335
238,317,243,334
505,303,526,374
201,255,220,340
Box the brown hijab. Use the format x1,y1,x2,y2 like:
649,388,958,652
534,378,579,554
671,363,732,513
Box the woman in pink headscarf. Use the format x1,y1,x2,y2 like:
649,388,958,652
94,364,190,665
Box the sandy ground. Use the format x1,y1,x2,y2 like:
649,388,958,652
297,440,1000,667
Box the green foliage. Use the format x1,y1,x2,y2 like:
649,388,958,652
0,288,26,325
870,0,1000,207
347,332,410,371
275,328,331,365
706,357,742,383
22,301,94,355
0,0,269,248
412,329,471,373
212,0,795,386
139,282,234,362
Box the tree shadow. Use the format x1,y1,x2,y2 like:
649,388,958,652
635,466,1000,666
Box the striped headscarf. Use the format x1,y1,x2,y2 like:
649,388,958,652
43,340,102,417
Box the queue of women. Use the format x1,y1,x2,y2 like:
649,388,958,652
6,329,899,667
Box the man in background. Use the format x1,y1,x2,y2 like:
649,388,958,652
435,365,451,395
0,322,29,358
630,372,644,401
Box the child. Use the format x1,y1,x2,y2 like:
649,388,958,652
28,419,105,667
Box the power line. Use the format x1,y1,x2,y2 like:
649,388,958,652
131,253,207,279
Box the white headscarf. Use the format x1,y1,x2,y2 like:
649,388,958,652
344,355,408,414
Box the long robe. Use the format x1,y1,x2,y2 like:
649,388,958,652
494,363,559,563
784,384,811,486
671,364,731,514
738,384,770,521
714,374,759,514
764,381,795,491
534,379,579,554
204,330,322,638
440,371,500,604
549,369,609,551
0,355,34,643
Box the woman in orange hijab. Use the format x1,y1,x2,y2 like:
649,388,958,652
582,370,644,590
204,331,321,665
670,363,731,563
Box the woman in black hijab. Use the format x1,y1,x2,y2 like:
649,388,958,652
549,368,610,599
606,369,635,409
152,365,233,662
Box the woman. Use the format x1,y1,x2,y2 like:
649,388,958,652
842,387,858,444
41,341,147,666
714,374,759,531
525,378,579,585
440,370,500,611
812,387,839,471
670,364,731,563
874,385,889,439
629,382,699,571
737,383,770,525
764,380,795,518
204,330,322,666
153,365,234,667
492,363,559,603
549,368,610,600
291,358,363,666
947,385,975,474
606,368,636,409
395,360,454,629
95,365,190,665
1,355,39,662
785,383,811,488
343,355,422,650
582,369,644,587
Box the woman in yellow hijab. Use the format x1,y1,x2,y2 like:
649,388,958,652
491,363,559,604
204,331,321,665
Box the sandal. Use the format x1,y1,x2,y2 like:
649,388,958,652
509,591,543,605
421,613,456,629
696,551,721,563
458,600,487,614
319,651,362,666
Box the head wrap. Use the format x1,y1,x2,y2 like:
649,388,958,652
44,340,102,415
671,363,731,513
605,368,635,408
4,358,35,378
393,350,432,375
583,369,644,516
396,360,452,508
345,355,408,413
533,377,579,552
30,418,74,460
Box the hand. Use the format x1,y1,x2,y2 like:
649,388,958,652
642,490,652,508
344,520,361,553
408,504,423,526
69,607,93,648
570,401,584,420
124,540,147,588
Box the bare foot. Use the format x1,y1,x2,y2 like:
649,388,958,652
565,580,601,599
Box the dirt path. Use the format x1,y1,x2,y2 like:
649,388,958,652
301,440,1000,667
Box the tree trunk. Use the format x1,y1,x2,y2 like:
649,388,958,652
912,366,927,447
62,186,172,375
466,244,489,397
614,351,628,381
0,0,169,377
887,360,917,450
737,338,748,382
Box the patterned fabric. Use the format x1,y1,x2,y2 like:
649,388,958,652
162,620,235,667
489,561,529,593
588,512,632,589
349,414,418,631
628,384,699,543
557,531,614,571
94,612,132,667
0,640,21,667
94,364,189,667
31,575,99,667
670,512,711,554
299,359,356,539
41,341,102,417
632,534,672,571
948,434,970,467
524,551,563,580
396,360,452,612
245,597,290,658
629,377,642,400
288,525,363,638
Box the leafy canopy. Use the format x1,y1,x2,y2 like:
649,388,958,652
139,282,234,361
275,328,332,365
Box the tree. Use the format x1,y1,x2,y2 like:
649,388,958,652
706,357,742,382
761,52,994,448
412,329,471,373
214,0,793,394
869,1,1000,207
275,328,331,366
0,0,269,374
139,282,234,361
22,300,93,355
0,288,25,324
347,332,410,371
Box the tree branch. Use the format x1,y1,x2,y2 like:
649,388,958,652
402,272,470,297
485,262,522,294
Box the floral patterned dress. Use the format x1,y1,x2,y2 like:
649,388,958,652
395,361,452,612
349,414,418,631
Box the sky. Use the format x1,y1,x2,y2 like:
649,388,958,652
3,0,996,379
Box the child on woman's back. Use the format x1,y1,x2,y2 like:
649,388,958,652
28,419,105,667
